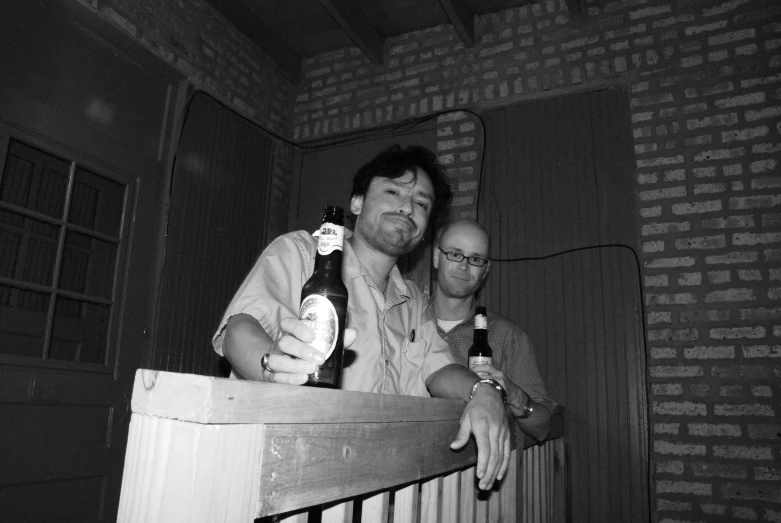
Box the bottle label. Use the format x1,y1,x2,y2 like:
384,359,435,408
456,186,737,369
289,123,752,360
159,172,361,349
318,222,344,255
299,295,339,358
474,314,487,330
469,356,492,368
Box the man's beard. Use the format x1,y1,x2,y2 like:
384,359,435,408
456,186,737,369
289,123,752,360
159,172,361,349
357,214,422,257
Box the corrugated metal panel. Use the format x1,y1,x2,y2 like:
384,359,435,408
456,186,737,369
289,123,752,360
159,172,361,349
150,92,274,376
482,89,648,523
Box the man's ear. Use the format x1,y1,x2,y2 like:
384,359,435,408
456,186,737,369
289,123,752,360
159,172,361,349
481,260,491,281
350,194,363,216
433,246,440,269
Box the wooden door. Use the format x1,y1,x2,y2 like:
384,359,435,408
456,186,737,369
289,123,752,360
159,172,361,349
0,1,182,521
482,90,649,523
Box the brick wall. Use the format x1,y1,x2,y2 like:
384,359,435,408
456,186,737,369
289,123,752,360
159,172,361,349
295,0,780,520
80,0,296,239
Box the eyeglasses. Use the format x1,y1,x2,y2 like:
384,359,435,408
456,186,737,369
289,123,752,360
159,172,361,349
441,250,488,267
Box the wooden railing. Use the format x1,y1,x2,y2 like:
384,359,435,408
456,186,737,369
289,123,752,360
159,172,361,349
117,370,566,523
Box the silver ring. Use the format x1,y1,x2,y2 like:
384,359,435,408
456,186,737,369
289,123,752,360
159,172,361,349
261,353,276,373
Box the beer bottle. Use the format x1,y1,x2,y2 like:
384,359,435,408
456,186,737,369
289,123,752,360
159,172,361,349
300,205,349,388
468,306,492,372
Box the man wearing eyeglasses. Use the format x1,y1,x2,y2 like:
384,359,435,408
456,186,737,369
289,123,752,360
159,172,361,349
429,219,553,441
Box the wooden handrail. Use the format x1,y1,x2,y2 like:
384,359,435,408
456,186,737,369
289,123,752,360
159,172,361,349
117,369,566,522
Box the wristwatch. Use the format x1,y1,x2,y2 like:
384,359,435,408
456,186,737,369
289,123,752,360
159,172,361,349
518,395,535,419
469,378,507,404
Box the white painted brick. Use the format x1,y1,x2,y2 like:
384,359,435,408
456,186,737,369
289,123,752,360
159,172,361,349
651,347,677,359
745,106,781,122
650,367,704,379
675,235,726,250
722,126,769,142
657,480,712,496
708,270,731,284
742,345,781,358
640,205,662,218
684,345,735,359
710,326,765,339
654,422,680,434
646,257,696,269
646,293,697,305
643,240,665,253
714,403,775,416
737,269,761,281
733,232,781,246
751,385,772,397
715,92,765,108
672,200,722,215
656,460,685,474
653,384,683,396
642,222,691,235
654,440,706,456
688,423,741,437
706,252,759,264
639,186,686,200
645,274,669,287
708,28,755,46
705,288,756,303
714,445,773,460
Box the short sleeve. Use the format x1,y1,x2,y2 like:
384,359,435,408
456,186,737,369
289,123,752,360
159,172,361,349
211,231,314,356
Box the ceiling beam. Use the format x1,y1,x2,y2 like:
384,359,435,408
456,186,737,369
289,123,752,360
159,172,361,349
437,0,475,47
207,0,302,84
565,0,583,21
315,0,384,65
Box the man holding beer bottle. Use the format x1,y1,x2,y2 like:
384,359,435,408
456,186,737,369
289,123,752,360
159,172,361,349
430,219,554,441
212,145,510,491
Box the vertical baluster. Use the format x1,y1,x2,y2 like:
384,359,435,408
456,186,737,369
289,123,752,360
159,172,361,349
459,468,475,522
420,477,441,523
393,484,419,523
441,471,460,523
322,501,353,523
361,491,389,523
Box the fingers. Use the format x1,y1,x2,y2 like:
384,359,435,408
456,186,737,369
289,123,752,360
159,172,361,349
497,432,511,482
449,420,471,451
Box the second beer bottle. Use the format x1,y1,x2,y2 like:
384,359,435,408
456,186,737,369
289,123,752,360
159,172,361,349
468,306,493,373
299,205,349,388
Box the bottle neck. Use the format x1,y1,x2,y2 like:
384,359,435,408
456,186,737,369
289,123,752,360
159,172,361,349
472,327,487,345
314,221,344,273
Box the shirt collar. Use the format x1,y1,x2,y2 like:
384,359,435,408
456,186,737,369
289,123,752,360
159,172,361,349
425,295,477,325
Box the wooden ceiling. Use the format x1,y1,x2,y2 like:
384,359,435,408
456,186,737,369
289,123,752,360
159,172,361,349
205,0,577,84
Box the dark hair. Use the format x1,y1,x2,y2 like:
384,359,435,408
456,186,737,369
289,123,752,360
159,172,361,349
351,144,453,230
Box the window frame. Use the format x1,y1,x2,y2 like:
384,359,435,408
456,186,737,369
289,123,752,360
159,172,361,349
0,123,135,373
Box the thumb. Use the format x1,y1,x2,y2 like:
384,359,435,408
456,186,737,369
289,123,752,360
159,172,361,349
450,421,471,450
343,328,357,348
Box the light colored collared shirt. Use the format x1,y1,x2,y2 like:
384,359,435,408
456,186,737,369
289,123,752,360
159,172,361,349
212,230,454,396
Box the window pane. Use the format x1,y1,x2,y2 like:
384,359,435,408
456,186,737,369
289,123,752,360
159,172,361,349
50,297,110,364
0,139,69,219
0,209,59,287
0,283,48,358
59,230,117,300
71,167,125,237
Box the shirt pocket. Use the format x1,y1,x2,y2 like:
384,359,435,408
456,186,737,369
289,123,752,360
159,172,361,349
401,341,428,395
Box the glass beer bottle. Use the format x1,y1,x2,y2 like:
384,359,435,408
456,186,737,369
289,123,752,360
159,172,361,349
300,205,349,388
468,306,492,373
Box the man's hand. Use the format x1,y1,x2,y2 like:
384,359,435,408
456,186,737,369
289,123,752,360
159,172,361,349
223,313,356,383
449,384,511,490
471,363,552,441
